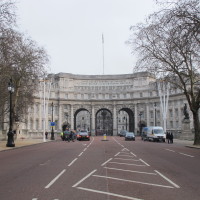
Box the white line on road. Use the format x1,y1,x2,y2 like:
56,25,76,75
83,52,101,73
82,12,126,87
101,158,113,166
109,162,146,166
77,187,143,200
83,148,87,151
114,152,120,156
104,167,157,175
122,148,129,151
45,169,66,189
130,152,137,157
165,149,175,152
93,175,174,188
119,152,130,155
139,159,150,166
117,155,136,158
72,169,97,187
179,152,194,158
114,158,140,161
78,152,84,157
68,158,78,166
32,199,38,200
155,170,180,188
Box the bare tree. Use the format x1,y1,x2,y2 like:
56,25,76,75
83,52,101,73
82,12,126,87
128,0,200,145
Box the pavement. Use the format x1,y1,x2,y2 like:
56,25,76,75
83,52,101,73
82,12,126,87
0,137,199,152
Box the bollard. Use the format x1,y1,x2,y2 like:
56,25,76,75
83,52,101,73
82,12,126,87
104,134,107,140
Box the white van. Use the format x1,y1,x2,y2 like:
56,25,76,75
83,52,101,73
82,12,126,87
141,126,166,142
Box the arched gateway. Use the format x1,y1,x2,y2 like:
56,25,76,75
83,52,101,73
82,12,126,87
26,71,189,137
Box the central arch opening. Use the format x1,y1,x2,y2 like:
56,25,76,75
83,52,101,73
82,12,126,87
96,109,113,136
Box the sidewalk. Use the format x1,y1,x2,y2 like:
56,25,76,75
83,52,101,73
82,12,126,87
0,137,53,152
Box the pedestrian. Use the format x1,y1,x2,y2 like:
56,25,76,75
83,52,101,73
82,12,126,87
170,132,173,144
60,131,64,141
45,131,48,139
166,132,170,144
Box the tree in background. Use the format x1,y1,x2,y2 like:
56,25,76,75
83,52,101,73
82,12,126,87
0,0,49,132
128,0,200,145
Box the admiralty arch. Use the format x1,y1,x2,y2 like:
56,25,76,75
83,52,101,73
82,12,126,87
22,71,193,137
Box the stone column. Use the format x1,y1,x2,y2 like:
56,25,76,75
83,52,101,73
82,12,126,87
70,104,74,130
58,103,62,131
113,102,117,136
91,104,95,136
134,104,138,134
146,103,149,126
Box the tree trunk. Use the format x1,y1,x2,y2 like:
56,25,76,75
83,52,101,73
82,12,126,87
193,111,200,145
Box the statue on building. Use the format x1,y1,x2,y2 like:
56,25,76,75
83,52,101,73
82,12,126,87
183,103,189,119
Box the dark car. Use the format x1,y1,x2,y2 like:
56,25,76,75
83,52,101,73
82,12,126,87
125,132,135,141
77,130,90,141
119,130,128,137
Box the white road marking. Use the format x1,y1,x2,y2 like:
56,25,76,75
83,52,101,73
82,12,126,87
68,158,78,166
179,152,194,158
101,158,113,166
130,152,137,157
139,159,150,166
165,149,175,152
32,199,38,200
104,167,157,175
45,169,66,189
83,148,87,151
40,160,50,166
114,152,120,156
155,170,180,188
114,158,140,161
122,148,129,151
117,155,136,158
78,152,84,157
109,161,146,167
93,175,174,188
119,152,130,155
77,187,143,200
72,169,97,187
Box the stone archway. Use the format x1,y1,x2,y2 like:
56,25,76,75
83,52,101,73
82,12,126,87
96,108,113,136
74,108,91,132
118,108,134,133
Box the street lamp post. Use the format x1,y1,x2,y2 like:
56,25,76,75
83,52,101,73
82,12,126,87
154,103,157,126
6,79,15,147
139,112,142,136
50,102,55,140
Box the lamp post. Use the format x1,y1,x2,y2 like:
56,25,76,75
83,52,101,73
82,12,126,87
154,102,157,126
139,112,142,136
6,79,15,147
50,102,55,140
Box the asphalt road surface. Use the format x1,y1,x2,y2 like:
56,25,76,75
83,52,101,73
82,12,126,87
0,136,199,200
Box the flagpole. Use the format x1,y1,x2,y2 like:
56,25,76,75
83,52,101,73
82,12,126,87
102,33,104,75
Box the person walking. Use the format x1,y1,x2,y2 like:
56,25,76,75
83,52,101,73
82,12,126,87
166,132,170,144
170,132,174,144
45,131,48,139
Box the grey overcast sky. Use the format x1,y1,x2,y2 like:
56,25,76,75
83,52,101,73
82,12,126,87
16,0,159,75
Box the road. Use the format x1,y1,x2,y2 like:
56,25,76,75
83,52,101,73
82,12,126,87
0,136,199,200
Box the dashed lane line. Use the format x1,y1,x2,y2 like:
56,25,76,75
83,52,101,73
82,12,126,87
101,158,113,166
72,169,97,188
104,167,157,175
178,152,194,158
114,152,120,156
76,187,143,200
45,169,66,189
78,152,84,157
68,158,78,166
92,174,174,189
117,155,136,158
165,149,175,152
155,170,180,188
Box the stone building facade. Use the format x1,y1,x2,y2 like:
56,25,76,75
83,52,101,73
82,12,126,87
20,72,193,137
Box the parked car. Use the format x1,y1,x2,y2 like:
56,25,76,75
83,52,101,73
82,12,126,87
77,130,90,141
119,130,128,137
125,132,135,141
